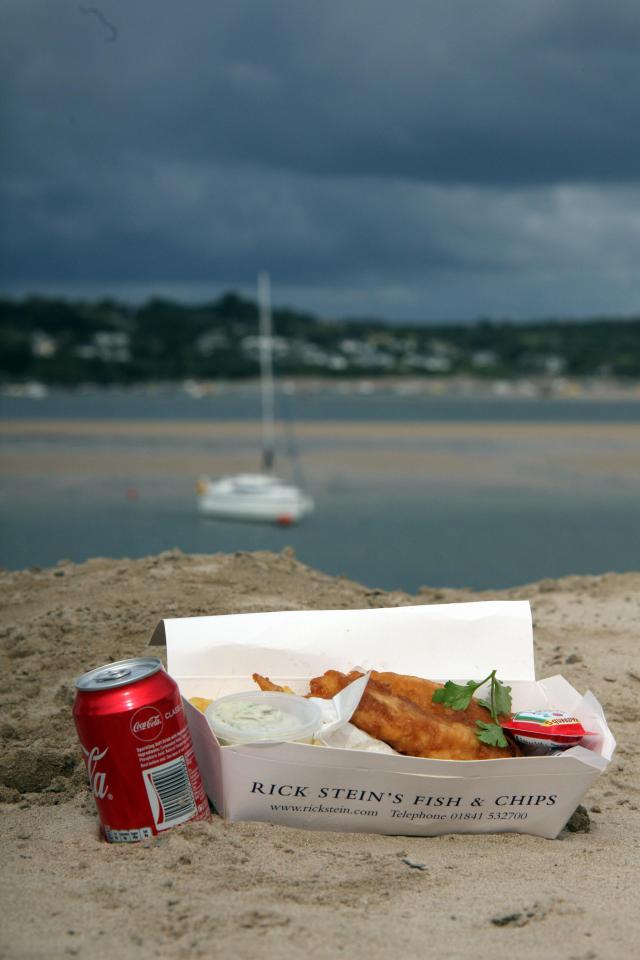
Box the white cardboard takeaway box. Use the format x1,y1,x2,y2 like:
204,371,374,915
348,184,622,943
150,600,615,839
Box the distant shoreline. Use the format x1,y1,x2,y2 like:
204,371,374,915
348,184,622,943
3,375,640,402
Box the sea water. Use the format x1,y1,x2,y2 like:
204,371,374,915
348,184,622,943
1,389,639,591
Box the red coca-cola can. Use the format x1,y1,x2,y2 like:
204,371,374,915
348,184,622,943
73,656,210,842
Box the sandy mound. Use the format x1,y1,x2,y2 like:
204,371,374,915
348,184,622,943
1,550,638,959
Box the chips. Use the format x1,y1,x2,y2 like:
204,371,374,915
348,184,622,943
189,696,214,713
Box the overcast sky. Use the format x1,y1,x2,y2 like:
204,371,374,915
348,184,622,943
3,0,640,321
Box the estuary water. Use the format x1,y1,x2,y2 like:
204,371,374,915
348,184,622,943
1,388,639,591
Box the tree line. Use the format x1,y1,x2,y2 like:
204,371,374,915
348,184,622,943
1,293,639,384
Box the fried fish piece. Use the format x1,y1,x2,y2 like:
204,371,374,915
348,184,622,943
309,669,362,700
309,669,514,760
370,671,507,728
252,673,294,694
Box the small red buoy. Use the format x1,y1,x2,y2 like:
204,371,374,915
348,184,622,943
276,514,293,526
125,486,139,502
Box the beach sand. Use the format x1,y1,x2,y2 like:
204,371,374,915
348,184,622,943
1,550,638,959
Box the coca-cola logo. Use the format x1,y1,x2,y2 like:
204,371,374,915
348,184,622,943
130,705,164,742
81,744,110,799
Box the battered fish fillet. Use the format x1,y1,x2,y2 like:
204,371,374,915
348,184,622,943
370,671,508,728
309,669,515,760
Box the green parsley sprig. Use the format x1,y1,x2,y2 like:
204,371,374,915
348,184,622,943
432,670,512,748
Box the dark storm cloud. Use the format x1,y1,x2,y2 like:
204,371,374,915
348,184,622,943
6,0,640,185
2,0,640,318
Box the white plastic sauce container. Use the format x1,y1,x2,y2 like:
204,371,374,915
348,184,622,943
205,691,322,745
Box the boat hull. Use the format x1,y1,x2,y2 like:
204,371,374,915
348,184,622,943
196,474,314,525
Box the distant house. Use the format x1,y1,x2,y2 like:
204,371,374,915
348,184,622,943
31,331,57,358
76,331,131,362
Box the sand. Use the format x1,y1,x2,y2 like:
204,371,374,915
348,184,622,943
1,550,638,959
2,419,640,494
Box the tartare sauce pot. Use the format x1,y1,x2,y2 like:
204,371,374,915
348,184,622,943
205,690,322,745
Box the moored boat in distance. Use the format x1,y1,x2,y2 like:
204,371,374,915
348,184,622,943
196,272,314,525
196,472,313,525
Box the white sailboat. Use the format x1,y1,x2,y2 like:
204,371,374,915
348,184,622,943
196,272,314,525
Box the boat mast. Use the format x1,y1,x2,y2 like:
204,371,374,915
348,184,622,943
258,271,276,472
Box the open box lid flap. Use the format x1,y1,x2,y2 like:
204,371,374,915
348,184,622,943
156,600,535,684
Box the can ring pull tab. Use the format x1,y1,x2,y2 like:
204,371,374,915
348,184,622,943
96,667,132,683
